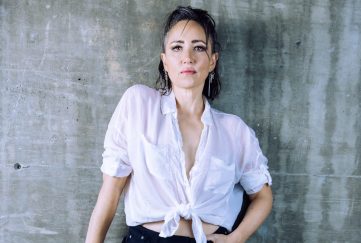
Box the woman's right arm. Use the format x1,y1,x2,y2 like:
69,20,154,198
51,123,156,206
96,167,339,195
85,173,128,243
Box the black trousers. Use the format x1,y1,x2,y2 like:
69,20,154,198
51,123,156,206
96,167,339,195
122,225,229,243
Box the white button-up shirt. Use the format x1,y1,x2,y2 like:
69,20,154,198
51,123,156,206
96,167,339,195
101,84,272,243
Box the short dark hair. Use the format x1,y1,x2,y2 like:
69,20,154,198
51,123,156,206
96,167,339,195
156,6,221,100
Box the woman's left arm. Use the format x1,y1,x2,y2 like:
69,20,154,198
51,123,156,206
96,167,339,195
207,184,273,243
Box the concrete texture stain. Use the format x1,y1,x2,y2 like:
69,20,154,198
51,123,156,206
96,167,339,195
317,1,342,241
1,0,361,243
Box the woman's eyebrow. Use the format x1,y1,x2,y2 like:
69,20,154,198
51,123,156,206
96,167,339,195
170,40,206,44
192,40,206,44
170,40,184,44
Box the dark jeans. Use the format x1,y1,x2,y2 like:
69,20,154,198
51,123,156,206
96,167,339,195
122,225,229,243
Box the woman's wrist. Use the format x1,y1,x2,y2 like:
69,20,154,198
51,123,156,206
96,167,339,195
228,230,248,243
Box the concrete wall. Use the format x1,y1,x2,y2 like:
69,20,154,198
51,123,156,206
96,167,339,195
1,0,360,242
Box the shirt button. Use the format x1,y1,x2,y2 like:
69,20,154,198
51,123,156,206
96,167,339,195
141,236,144,240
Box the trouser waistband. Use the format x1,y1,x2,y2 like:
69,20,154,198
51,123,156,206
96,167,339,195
122,225,229,243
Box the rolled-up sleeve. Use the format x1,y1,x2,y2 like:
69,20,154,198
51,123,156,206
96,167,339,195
100,88,132,177
238,125,272,195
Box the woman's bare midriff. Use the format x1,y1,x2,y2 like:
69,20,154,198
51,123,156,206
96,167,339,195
142,219,219,238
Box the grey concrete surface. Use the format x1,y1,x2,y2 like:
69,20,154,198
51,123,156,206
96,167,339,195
1,0,360,242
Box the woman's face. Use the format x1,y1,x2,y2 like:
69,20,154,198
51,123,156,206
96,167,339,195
161,20,218,94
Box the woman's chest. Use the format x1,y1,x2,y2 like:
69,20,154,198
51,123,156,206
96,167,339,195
127,116,237,196
177,117,204,177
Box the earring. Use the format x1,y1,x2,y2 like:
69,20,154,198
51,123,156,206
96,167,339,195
164,70,168,88
208,72,214,97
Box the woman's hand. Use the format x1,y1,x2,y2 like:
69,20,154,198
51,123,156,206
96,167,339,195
206,233,245,243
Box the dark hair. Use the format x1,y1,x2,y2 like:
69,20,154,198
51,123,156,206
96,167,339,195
155,6,221,100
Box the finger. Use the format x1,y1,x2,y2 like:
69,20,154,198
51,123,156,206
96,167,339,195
206,234,217,243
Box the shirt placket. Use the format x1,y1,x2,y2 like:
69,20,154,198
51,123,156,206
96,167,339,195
171,113,192,202
171,113,208,204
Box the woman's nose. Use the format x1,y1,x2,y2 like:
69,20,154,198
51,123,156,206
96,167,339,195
181,49,194,64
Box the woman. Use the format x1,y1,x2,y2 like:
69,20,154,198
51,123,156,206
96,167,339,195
86,6,272,243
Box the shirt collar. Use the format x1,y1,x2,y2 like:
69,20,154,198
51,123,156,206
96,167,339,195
160,91,177,115
201,99,213,126
160,91,214,126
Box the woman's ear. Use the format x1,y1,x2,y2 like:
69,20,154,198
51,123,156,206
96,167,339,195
209,52,219,72
161,53,167,71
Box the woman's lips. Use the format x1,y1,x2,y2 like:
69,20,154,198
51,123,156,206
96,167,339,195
181,70,196,74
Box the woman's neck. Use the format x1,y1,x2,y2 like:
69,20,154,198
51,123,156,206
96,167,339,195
173,88,204,117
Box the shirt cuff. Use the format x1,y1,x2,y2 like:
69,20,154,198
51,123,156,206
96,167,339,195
100,160,132,177
241,164,272,195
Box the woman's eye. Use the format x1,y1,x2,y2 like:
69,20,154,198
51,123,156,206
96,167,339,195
195,46,206,52
171,45,182,51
